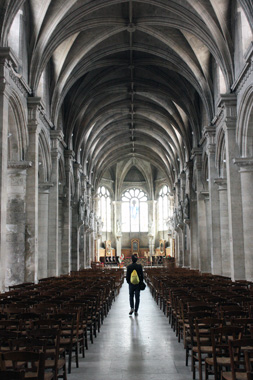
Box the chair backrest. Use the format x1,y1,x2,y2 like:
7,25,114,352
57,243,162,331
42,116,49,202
0,370,25,379
0,351,45,380
228,338,253,380
244,350,253,380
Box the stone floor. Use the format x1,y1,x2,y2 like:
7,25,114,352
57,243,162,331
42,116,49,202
68,279,192,380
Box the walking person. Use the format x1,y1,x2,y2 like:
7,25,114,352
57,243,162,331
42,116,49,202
126,254,143,316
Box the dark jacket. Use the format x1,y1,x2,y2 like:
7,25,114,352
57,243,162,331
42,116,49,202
126,262,143,284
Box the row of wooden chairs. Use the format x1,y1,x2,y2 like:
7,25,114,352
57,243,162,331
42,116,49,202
0,268,124,380
145,267,253,380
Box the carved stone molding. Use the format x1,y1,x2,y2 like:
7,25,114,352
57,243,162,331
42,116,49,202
233,157,253,172
214,177,227,191
8,160,32,169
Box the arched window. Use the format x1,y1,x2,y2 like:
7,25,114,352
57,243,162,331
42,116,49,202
158,185,171,231
97,186,111,232
121,188,148,232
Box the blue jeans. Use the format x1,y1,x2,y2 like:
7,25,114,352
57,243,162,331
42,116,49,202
129,283,140,312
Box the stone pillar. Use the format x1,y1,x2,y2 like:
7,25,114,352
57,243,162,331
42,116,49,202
192,148,210,272
204,127,222,274
71,162,82,271
234,158,253,281
6,162,31,287
214,178,230,277
0,50,16,290
203,192,212,273
189,198,198,269
185,161,198,269
26,98,42,283
48,131,63,277
61,150,74,274
38,183,52,279
219,95,245,280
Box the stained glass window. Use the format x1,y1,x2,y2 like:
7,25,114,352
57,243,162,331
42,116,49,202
121,188,148,232
97,186,111,232
158,185,171,231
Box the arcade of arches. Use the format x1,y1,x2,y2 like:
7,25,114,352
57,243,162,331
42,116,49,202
0,0,253,291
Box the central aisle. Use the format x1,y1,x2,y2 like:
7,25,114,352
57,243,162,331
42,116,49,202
69,278,191,380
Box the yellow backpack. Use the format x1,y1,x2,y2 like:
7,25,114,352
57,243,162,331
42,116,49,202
130,269,140,285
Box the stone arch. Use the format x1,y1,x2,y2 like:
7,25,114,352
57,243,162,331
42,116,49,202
216,127,227,178
38,129,52,183
237,85,253,157
202,152,209,191
8,91,28,162
117,158,153,200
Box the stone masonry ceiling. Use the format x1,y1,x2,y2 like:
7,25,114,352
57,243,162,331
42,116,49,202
1,0,252,189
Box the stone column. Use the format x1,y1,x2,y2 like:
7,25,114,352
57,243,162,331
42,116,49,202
185,161,198,269
203,192,212,273
61,150,74,274
26,98,42,283
219,95,245,280
48,130,63,277
71,162,82,271
114,200,122,256
0,50,16,290
204,127,222,274
38,183,52,279
6,162,31,287
180,172,189,267
192,148,210,272
214,178,230,277
189,198,198,269
234,158,253,281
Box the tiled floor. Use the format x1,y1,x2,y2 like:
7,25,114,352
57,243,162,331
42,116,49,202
68,279,192,380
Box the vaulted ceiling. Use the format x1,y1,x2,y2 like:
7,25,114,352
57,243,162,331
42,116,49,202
1,0,252,188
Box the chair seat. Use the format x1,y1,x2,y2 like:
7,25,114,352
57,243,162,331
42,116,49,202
45,358,65,370
193,345,212,353
206,356,230,366
222,371,247,380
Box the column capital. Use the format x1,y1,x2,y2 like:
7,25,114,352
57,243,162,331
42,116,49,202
64,149,75,160
214,177,227,190
39,182,54,193
203,125,216,138
191,148,202,170
217,94,237,110
0,48,19,70
50,129,64,142
191,147,202,159
233,157,253,172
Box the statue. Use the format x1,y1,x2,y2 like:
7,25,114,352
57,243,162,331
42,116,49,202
178,202,183,224
84,203,89,227
78,195,85,221
183,194,190,219
97,216,103,235
89,210,94,229
116,219,121,234
148,220,154,235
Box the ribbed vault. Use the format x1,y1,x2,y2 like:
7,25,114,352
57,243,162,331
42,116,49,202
2,0,248,190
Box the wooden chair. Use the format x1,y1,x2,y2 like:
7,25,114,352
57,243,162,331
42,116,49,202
0,351,53,380
244,350,253,380
0,370,25,379
28,328,67,380
205,326,244,380
53,312,80,374
222,338,253,380
192,318,224,380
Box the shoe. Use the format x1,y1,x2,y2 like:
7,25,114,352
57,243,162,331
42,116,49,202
134,311,138,316
129,309,134,315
